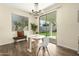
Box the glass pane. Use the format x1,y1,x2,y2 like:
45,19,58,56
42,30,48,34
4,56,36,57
39,15,50,36
39,11,57,37
47,11,57,36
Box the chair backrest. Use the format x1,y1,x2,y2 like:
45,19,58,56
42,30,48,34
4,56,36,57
42,37,49,46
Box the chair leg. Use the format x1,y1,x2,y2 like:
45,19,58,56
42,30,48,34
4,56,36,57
46,47,50,56
43,47,46,56
37,47,41,56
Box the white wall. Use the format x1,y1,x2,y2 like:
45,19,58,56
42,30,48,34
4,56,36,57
57,4,79,51
0,4,34,45
43,3,79,51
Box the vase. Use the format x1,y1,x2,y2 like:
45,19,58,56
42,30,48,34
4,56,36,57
17,31,24,37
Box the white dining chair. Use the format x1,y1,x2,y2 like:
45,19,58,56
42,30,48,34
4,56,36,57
37,37,50,56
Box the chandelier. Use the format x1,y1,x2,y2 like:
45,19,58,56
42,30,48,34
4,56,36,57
32,3,41,16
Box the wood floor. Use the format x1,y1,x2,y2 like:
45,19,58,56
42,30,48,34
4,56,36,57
0,40,78,56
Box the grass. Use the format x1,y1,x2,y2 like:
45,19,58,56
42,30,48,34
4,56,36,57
39,32,57,36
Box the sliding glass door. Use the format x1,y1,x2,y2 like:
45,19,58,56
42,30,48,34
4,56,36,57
39,11,57,38
39,15,50,36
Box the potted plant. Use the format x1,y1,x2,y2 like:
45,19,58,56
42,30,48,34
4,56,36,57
31,23,38,34
15,20,28,37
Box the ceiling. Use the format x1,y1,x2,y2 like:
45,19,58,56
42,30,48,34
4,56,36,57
4,3,54,12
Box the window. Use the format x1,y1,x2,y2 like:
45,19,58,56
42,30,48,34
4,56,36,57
12,14,28,31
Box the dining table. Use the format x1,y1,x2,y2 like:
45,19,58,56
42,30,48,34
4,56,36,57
27,34,45,52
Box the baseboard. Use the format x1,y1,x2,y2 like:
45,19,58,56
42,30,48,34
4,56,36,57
57,44,77,52
0,41,14,46
0,40,27,46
